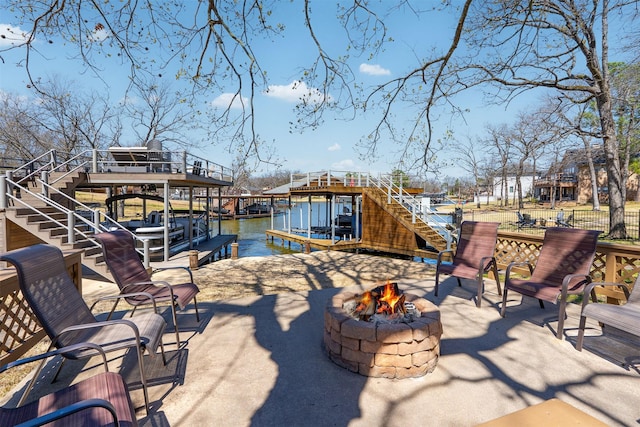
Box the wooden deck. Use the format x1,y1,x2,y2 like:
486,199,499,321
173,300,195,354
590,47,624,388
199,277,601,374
265,229,439,260
266,229,361,251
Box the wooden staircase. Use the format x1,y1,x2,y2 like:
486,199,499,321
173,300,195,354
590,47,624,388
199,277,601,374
3,171,111,279
362,186,450,253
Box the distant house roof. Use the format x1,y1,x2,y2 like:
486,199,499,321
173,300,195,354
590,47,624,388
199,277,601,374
263,178,308,195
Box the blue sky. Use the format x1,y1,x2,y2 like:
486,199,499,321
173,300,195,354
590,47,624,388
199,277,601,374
0,3,630,179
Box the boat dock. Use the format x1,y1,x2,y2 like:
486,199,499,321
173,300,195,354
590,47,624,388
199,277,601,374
265,229,439,261
266,229,361,252
149,234,237,269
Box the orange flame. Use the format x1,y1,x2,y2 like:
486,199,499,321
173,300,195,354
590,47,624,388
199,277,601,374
377,280,402,314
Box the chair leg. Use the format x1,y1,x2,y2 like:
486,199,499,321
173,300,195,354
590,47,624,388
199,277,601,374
492,264,502,296
171,304,181,347
476,276,483,308
136,346,151,414
576,315,587,351
500,288,508,317
556,299,567,340
434,271,440,297
194,296,200,322
17,343,55,406
159,335,167,366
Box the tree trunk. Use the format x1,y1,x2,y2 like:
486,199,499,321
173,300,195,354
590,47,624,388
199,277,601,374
582,136,600,211
598,101,626,238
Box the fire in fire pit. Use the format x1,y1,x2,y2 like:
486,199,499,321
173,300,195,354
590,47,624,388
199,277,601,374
342,281,421,323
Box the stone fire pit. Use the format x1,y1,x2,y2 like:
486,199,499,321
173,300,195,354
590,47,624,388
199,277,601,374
323,288,442,379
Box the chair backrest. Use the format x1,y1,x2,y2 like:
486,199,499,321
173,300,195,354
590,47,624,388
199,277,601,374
94,230,152,291
531,227,600,289
0,245,96,348
453,221,500,268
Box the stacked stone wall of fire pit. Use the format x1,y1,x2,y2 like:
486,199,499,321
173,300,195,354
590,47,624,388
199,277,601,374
324,290,442,379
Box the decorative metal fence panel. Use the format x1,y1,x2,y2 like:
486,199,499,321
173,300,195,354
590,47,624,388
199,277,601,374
465,209,640,240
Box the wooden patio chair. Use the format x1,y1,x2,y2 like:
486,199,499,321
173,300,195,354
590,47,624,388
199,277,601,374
1,343,138,426
576,275,640,351
94,230,200,347
0,244,167,414
501,227,601,339
435,221,502,308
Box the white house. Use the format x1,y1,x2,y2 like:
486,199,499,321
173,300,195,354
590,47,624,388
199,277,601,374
492,174,538,202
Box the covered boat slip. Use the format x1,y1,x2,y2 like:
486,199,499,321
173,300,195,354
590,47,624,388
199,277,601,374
264,170,448,259
79,146,235,262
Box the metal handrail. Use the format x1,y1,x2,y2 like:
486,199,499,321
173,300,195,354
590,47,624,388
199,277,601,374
2,176,151,263
5,178,103,245
373,174,453,247
49,150,93,185
9,150,56,184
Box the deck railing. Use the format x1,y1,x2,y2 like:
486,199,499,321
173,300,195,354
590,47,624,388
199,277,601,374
465,208,640,239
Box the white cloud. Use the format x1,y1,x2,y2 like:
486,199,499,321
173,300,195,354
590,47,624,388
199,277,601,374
118,95,140,106
331,159,356,170
264,80,330,104
89,28,109,42
328,143,341,152
359,63,391,76
211,93,248,109
0,24,30,47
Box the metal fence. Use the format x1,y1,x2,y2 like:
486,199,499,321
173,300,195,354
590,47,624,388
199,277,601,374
462,208,640,240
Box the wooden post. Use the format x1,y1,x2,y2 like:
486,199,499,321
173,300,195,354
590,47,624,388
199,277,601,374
231,242,239,259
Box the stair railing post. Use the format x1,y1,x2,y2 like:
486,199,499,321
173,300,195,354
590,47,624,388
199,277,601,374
92,149,99,173
143,238,150,268
387,183,392,204
93,210,101,233
67,211,76,244
412,202,416,223
5,171,14,202
0,175,7,209
182,151,187,174
41,171,49,198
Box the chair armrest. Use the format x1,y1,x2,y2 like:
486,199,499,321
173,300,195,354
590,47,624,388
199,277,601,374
122,280,177,304
436,250,454,265
153,266,195,282
1,343,109,374
55,319,142,352
478,256,497,272
581,281,632,309
505,261,533,280
14,398,118,427
560,273,592,298
93,291,159,309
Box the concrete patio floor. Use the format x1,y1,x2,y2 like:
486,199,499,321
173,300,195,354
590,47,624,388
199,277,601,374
5,274,640,426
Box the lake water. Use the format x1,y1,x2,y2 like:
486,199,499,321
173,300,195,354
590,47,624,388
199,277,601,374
216,201,354,257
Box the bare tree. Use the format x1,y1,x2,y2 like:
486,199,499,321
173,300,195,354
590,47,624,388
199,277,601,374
1,81,120,162
453,136,485,208
123,79,200,149
0,93,48,160
3,1,638,236
483,123,513,207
